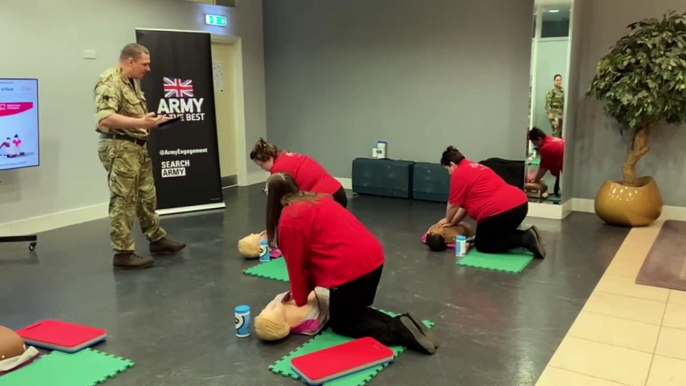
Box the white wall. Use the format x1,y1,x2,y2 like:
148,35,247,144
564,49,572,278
0,0,266,232
531,38,570,133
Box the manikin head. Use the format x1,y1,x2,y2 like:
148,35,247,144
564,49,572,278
440,146,466,175
119,43,151,80
426,232,448,251
254,302,290,341
554,74,563,88
237,233,263,258
250,138,280,172
528,127,547,149
254,291,321,341
0,325,26,361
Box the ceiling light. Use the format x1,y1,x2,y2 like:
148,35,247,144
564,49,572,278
548,9,560,13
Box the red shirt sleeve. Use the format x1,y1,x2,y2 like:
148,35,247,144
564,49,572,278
448,170,467,206
278,224,313,307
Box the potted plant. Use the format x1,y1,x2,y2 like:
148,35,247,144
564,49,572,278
587,10,686,227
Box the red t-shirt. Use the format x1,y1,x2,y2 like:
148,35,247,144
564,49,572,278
539,136,565,177
449,159,528,222
278,196,385,306
271,152,342,195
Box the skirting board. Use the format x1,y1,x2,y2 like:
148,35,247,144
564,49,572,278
570,198,686,222
0,202,109,236
0,173,270,236
336,177,352,190
157,202,226,216
245,171,269,186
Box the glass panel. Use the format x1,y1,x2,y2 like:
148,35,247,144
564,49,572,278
541,5,571,38
524,1,573,205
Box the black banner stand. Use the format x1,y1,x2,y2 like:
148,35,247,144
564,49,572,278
135,28,225,215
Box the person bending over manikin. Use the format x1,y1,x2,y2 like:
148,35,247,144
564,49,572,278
439,146,546,259
528,127,564,197
264,172,439,354
12,135,22,154
250,138,348,208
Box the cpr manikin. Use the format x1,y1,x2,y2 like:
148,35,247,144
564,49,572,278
237,233,263,259
524,181,549,198
254,288,330,341
0,325,40,374
423,220,475,251
237,232,281,259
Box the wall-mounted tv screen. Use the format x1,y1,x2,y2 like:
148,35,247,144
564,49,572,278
0,78,40,171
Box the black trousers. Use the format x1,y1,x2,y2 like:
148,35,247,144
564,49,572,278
554,176,560,196
332,186,348,208
328,265,405,346
474,203,528,253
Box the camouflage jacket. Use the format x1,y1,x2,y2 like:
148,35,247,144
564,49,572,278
545,86,564,117
94,66,149,140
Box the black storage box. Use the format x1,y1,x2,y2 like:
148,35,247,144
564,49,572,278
478,158,526,189
352,158,415,198
412,162,450,202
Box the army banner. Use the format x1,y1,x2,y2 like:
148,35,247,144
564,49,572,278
135,29,225,215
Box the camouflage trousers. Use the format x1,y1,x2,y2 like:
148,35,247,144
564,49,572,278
549,116,563,138
98,139,166,253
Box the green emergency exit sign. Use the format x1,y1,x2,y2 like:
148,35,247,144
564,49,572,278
205,14,227,27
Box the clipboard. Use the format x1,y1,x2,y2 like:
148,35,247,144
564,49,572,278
157,116,182,128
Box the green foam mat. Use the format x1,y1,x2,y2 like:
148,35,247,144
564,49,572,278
270,311,434,386
0,348,134,386
457,249,534,273
243,257,290,282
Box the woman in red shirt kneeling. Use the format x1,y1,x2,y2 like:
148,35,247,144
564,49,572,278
439,146,546,259
250,138,347,208
265,172,438,354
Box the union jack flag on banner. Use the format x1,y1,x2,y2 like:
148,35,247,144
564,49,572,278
163,77,194,98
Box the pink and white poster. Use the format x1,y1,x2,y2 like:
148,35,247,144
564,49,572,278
0,78,39,170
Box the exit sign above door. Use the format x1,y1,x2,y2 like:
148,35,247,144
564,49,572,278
205,14,227,27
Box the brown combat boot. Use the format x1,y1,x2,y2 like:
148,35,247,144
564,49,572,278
149,237,187,255
113,252,154,269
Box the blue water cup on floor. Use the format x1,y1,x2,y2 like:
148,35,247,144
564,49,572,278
259,239,270,262
235,305,251,338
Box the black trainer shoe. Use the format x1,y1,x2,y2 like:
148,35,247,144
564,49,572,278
403,312,440,348
522,228,546,259
528,225,546,256
149,237,187,255
113,252,154,269
398,315,436,354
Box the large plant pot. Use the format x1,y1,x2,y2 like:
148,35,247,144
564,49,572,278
594,176,663,227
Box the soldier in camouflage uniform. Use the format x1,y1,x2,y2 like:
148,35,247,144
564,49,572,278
545,74,565,138
94,43,186,269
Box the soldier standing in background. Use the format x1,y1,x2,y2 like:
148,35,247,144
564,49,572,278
545,74,565,138
94,43,186,269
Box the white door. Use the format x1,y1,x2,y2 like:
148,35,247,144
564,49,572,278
211,42,238,179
